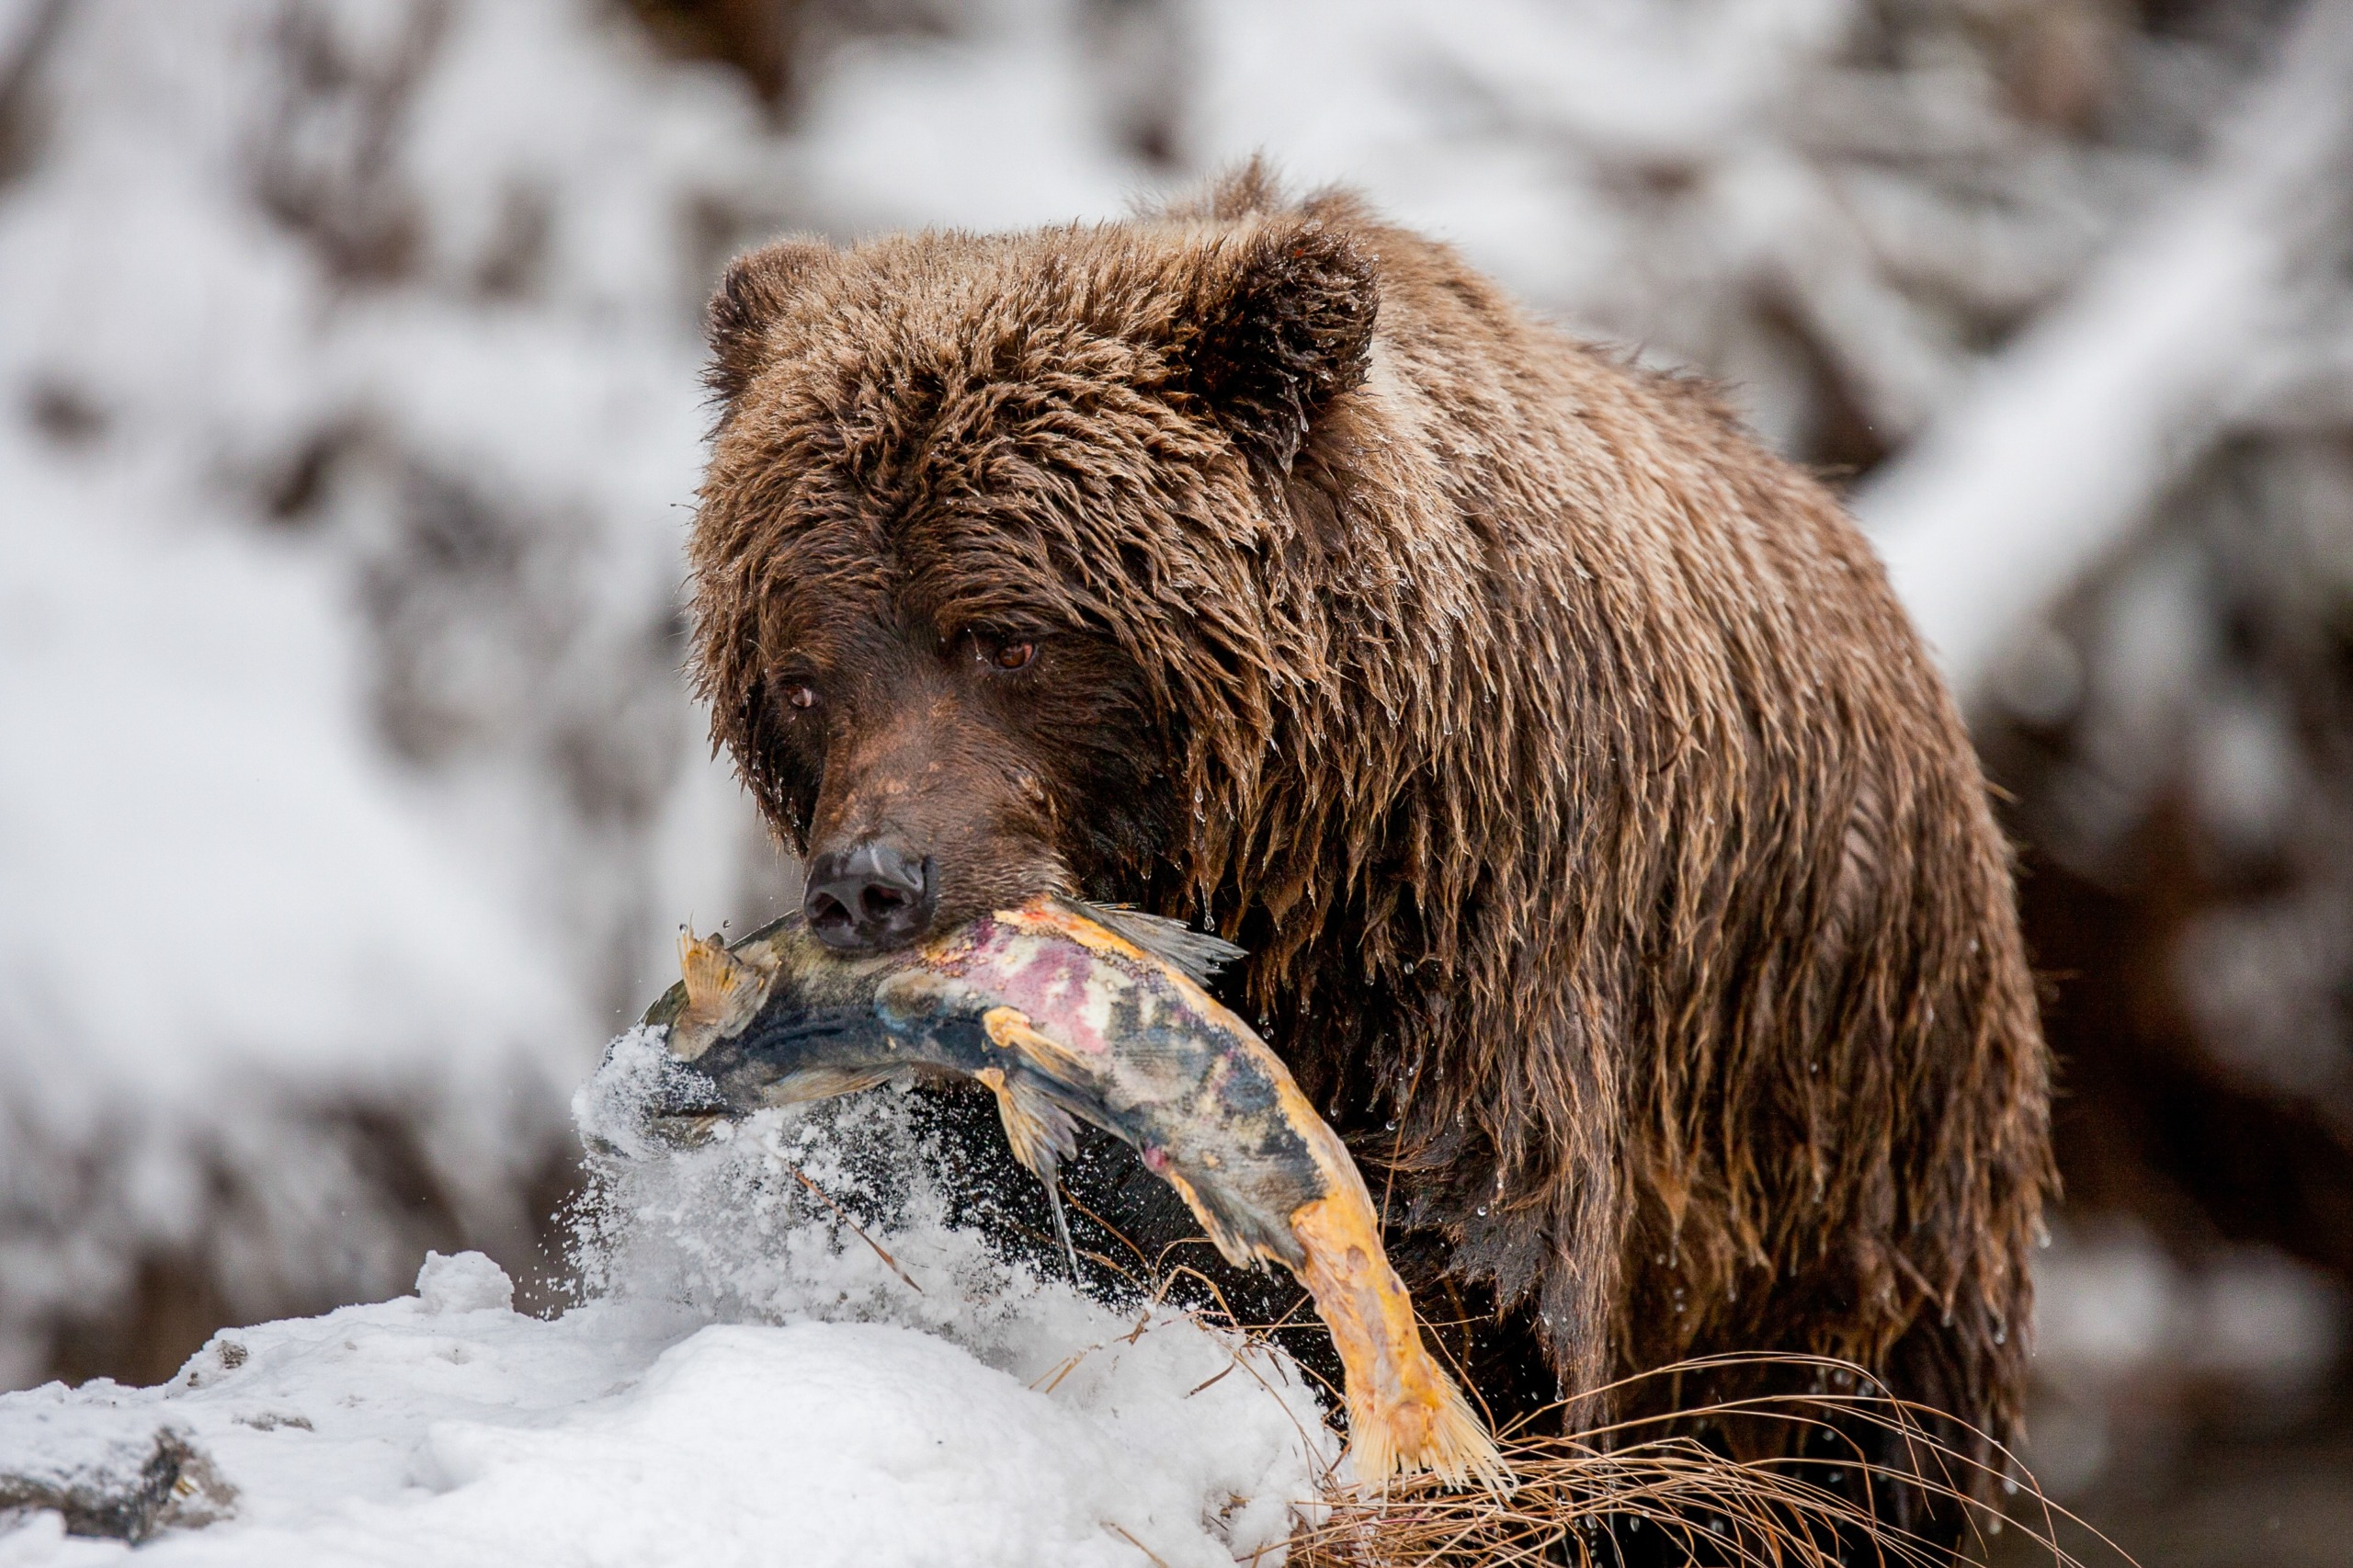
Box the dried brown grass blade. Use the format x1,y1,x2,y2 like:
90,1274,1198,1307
1286,1354,2138,1568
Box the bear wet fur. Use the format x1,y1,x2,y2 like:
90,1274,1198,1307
688,165,2053,1527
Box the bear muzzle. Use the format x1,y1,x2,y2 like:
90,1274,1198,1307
801,836,936,952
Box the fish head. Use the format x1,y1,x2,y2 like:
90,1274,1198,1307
587,916,915,1151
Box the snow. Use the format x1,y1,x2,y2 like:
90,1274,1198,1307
0,1291,1323,1568
0,1291,1321,1566
0,437,577,1133
0,1090,1336,1566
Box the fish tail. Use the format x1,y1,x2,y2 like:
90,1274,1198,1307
1290,1192,1512,1494
1346,1355,1511,1494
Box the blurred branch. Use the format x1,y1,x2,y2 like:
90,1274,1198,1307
1728,148,1966,436
1857,0,2353,701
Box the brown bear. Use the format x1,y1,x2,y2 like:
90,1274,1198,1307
687,165,2053,1537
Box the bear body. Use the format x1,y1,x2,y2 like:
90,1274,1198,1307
689,168,2052,1523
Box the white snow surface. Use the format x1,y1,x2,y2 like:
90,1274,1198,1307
0,1092,1336,1566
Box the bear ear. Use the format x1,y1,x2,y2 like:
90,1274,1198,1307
1178,218,1378,475
705,237,835,410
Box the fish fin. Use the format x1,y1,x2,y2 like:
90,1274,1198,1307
674,929,768,1058
980,1001,1299,1274
1347,1358,1512,1495
1085,903,1247,986
1156,1167,1301,1273
981,1006,1096,1082
763,1066,898,1105
974,1066,1079,1180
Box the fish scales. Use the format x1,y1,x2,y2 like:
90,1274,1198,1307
609,893,1506,1490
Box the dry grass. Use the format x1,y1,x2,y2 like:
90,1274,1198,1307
1010,1198,2120,1568
1281,1353,2128,1568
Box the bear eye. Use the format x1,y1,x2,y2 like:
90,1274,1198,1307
784,683,818,710
975,634,1037,673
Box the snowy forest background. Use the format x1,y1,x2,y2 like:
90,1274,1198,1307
3,0,2350,1558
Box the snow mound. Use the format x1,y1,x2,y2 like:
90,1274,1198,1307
2,1071,1336,1565
0,1246,1332,1567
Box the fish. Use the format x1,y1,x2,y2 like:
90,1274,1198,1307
605,892,1507,1491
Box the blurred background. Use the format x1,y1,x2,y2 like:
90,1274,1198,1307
2,0,2349,1560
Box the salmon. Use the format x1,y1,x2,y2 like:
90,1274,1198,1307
608,892,1506,1490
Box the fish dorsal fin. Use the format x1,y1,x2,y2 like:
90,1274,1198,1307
1086,903,1246,986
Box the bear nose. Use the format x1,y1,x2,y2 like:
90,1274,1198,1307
801,838,937,951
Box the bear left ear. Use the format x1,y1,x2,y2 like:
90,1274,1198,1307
1178,219,1378,475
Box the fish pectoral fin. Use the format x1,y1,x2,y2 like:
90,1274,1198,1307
975,1066,1079,1180
1084,903,1247,985
980,1006,1094,1083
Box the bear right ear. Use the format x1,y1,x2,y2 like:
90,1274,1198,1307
1176,218,1378,476
705,238,835,410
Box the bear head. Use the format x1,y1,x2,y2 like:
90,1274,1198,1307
689,208,1376,951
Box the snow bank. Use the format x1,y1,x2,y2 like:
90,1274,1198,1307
0,1259,1325,1566
0,1085,1336,1566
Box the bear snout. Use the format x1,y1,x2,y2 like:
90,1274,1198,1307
799,687,1073,948
802,836,937,951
